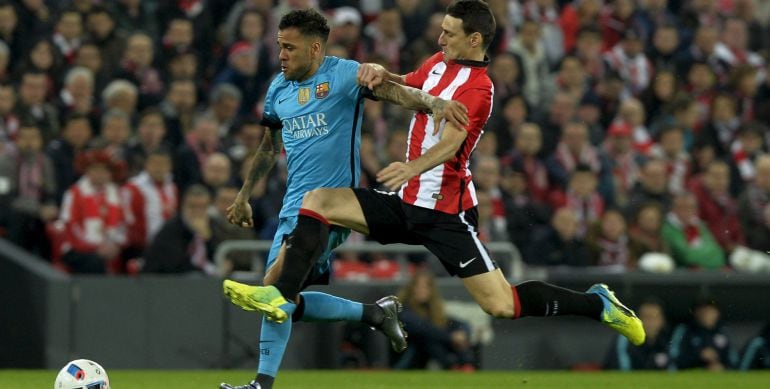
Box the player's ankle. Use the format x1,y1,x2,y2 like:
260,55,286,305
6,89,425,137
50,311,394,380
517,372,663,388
361,303,385,327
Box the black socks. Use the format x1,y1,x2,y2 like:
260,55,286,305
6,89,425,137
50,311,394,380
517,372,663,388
272,210,329,301
361,304,385,327
256,374,274,389
513,280,603,320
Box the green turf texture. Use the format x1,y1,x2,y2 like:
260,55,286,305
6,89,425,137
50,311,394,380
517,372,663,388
4,370,770,389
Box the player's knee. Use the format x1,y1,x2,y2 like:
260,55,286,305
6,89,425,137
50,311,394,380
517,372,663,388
479,300,514,318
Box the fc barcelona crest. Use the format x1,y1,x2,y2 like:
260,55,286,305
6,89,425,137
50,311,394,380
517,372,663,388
298,87,311,105
315,82,330,99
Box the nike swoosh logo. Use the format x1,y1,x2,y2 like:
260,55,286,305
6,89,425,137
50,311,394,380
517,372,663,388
459,257,477,268
278,97,288,104
431,70,442,75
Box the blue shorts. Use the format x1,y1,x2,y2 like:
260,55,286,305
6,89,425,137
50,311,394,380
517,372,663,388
266,215,350,284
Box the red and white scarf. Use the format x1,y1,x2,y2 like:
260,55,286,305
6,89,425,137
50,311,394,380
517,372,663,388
555,142,601,174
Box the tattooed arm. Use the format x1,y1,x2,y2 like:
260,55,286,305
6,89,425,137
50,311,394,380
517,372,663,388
359,63,469,132
227,127,283,227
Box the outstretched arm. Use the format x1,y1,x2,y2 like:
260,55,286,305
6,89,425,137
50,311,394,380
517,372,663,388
376,122,468,191
227,127,283,227
359,63,468,131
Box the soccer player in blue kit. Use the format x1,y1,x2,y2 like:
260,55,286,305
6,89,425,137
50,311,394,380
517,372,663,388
220,9,468,389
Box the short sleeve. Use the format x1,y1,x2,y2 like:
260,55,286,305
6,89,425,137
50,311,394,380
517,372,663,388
405,52,443,89
453,87,493,134
336,58,362,100
260,80,282,129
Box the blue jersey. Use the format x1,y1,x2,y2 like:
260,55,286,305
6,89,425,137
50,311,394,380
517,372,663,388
261,56,363,218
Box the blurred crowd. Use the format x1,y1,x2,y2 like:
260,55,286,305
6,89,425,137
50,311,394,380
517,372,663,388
0,0,769,276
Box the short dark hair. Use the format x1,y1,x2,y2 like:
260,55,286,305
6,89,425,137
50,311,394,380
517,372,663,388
278,9,330,42
446,0,496,49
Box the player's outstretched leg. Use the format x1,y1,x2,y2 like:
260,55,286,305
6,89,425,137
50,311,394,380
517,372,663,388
297,291,407,352
510,280,645,346
223,209,330,322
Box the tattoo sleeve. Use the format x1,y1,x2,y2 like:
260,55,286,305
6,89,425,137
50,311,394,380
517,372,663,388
238,127,283,200
370,80,445,114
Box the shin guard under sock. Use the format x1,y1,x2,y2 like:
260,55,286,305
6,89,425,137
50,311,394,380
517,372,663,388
511,280,603,320
273,209,329,300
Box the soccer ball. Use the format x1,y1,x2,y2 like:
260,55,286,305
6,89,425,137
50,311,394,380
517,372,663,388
54,359,110,389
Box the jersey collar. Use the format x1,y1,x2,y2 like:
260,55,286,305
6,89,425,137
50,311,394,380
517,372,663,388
449,56,490,68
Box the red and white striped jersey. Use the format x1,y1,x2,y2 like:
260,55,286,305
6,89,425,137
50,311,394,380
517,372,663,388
399,52,494,214
121,172,178,249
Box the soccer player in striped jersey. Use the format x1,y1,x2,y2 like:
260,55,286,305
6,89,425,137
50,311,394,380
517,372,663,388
220,8,469,389
225,1,646,373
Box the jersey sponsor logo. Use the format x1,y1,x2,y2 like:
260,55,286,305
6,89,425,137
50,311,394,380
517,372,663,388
459,257,477,268
315,82,330,99
431,193,444,200
298,87,311,105
282,112,330,139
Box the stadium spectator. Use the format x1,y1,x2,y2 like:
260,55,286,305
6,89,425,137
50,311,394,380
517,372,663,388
508,19,550,111
122,150,177,259
472,155,508,242
601,121,643,208
329,6,365,62
101,79,138,119
52,9,84,65
110,0,159,40
603,29,652,96
15,70,59,144
639,69,677,127
684,61,717,131
56,67,99,129
739,321,770,370
201,152,235,195
538,91,577,154
587,208,632,270
22,38,64,89
159,79,198,147
625,159,671,218
94,109,132,165
526,207,591,266
500,164,550,251
126,108,170,176
401,12,443,72
628,202,668,259
546,120,611,199
652,125,690,195
670,296,738,371
224,117,264,174
47,113,93,203
0,2,22,71
661,193,726,269
559,0,603,54
363,8,405,73
730,123,766,187
0,83,18,141
738,154,770,252
502,122,550,204
58,149,127,273
74,42,109,96
160,17,195,66
86,5,126,77
489,94,528,156
174,116,223,192
214,44,262,116
114,32,164,110
550,164,605,238
204,83,242,138
604,298,671,370
646,24,680,73
0,125,57,256
688,160,745,252
701,93,741,158
521,0,565,67
392,270,476,371
143,184,219,275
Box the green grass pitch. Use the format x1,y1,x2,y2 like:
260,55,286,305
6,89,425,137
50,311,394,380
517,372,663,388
3,370,770,389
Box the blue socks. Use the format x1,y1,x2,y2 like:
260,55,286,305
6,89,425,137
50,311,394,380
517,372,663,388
298,291,363,322
257,301,296,378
